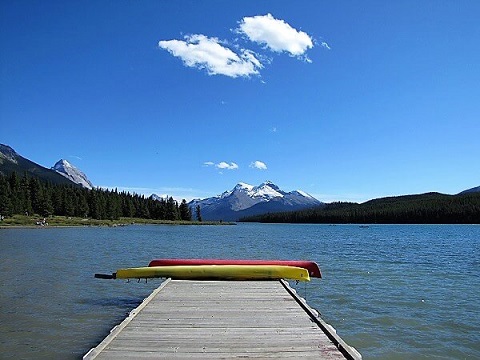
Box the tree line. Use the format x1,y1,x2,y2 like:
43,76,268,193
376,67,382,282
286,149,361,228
0,172,194,221
241,192,480,224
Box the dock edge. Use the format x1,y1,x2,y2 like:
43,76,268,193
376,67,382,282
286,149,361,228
280,279,362,360
83,278,172,359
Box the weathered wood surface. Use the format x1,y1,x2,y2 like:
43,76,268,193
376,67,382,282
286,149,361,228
84,279,361,359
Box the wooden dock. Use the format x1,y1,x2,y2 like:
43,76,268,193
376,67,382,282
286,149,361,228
84,279,361,359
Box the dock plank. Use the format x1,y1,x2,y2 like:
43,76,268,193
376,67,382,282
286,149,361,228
84,279,361,359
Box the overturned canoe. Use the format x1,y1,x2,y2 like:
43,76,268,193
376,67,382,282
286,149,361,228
100,265,310,281
148,259,322,278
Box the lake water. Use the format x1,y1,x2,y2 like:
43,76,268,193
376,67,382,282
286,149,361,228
0,223,479,359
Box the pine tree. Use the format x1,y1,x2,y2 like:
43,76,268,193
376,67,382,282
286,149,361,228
64,187,76,216
20,174,32,215
0,175,12,217
77,189,89,218
29,177,44,214
51,187,64,215
89,190,102,219
179,199,192,221
8,172,21,214
121,193,135,218
42,197,54,217
106,192,121,220
195,205,202,222
139,200,150,219
165,197,178,221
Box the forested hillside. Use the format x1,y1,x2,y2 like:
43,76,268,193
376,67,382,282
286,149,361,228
0,172,191,221
241,192,480,224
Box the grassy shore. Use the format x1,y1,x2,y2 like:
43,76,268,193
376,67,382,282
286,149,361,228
0,215,235,227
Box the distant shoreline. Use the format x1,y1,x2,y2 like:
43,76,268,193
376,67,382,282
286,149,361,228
0,215,235,228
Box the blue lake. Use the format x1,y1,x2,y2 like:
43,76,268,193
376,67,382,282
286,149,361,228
0,223,479,359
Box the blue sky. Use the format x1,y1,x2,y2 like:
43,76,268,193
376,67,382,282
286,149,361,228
1,1,479,203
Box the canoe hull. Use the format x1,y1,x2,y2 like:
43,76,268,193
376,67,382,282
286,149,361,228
116,265,310,281
148,259,321,278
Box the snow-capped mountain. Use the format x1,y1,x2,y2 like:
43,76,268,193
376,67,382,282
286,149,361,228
52,159,93,189
151,194,168,201
189,181,323,221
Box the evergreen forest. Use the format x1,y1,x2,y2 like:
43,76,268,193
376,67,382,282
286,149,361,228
241,192,480,224
0,172,192,221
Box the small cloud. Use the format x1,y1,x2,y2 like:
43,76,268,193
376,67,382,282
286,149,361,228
321,41,331,50
250,160,267,170
159,34,262,78
237,14,314,60
204,161,239,170
217,161,239,170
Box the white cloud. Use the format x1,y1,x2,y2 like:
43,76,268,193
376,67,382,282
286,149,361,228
159,14,317,77
204,161,239,170
321,41,331,50
250,160,267,170
159,34,262,78
217,161,239,170
237,14,313,59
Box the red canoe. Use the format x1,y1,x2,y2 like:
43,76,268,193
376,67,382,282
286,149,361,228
148,259,321,278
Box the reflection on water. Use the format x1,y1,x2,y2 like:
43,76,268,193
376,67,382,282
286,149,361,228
0,224,479,359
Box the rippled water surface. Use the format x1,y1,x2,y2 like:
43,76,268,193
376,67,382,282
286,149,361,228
0,224,479,359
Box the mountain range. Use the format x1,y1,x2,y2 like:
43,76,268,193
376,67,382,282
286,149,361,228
1,143,479,221
0,144,94,189
188,181,323,221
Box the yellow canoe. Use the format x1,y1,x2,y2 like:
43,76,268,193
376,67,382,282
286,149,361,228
115,265,310,281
